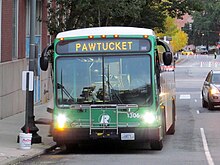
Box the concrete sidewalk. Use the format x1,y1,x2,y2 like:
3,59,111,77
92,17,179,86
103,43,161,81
0,103,56,165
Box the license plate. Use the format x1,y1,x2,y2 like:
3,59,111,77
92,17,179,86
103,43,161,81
121,133,135,140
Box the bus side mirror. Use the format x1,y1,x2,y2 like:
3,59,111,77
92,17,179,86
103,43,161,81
40,56,48,71
163,52,172,66
40,44,54,71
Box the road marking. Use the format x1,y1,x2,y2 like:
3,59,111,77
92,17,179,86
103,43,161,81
179,94,191,99
176,79,203,82
200,128,214,165
197,110,200,114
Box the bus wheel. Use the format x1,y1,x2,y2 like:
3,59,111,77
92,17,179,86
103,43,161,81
167,99,176,135
167,124,175,135
150,140,163,150
161,106,166,136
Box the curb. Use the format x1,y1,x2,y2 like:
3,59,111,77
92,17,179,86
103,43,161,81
4,142,57,165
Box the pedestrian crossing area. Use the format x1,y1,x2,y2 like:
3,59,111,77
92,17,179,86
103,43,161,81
177,93,202,100
176,55,220,68
176,61,220,68
179,94,191,99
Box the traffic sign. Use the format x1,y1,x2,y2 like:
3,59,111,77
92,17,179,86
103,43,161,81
22,71,34,91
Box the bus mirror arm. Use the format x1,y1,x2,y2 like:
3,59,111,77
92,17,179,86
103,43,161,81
157,39,173,66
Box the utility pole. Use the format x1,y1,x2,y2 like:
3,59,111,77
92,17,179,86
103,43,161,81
21,0,41,143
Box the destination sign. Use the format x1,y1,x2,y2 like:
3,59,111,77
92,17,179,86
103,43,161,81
56,39,151,54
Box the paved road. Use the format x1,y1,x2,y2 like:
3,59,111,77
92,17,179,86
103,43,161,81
19,54,220,165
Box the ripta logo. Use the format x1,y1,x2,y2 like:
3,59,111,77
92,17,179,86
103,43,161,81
99,114,110,125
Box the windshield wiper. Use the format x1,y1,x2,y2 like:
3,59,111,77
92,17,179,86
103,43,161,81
58,69,74,105
57,83,74,101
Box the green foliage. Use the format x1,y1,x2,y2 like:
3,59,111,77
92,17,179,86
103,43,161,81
47,0,202,36
156,17,188,52
162,0,203,19
185,0,220,45
170,31,188,52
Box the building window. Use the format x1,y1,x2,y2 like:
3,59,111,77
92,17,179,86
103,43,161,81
26,0,30,36
26,0,42,36
26,0,42,58
12,0,18,59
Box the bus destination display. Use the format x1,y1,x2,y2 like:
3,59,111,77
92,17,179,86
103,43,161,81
56,39,151,54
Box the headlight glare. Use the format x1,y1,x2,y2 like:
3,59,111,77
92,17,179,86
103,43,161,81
210,87,220,95
57,114,67,129
142,112,156,124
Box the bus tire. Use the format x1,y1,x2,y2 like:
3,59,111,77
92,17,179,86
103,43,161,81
167,124,175,135
161,106,166,136
167,99,176,135
150,140,163,150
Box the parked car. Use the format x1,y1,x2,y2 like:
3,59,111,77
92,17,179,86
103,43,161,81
196,46,208,54
202,70,220,110
181,49,194,55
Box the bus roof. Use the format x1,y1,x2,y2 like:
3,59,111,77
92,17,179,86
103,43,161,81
56,26,156,38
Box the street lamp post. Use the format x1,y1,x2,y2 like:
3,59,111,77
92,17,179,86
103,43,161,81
21,0,41,143
202,33,204,46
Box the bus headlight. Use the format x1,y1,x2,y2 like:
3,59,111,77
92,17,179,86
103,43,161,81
142,112,156,124
57,114,67,129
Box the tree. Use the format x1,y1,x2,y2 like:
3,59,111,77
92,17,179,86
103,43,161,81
156,17,179,37
156,16,188,52
185,0,220,46
170,31,188,52
162,0,203,19
47,0,202,36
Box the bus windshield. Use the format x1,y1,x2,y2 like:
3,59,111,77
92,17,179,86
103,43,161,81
56,55,152,107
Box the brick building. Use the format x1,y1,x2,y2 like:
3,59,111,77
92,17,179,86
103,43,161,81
175,14,193,29
0,0,51,119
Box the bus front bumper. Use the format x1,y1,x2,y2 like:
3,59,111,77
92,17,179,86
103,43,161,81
52,127,162,145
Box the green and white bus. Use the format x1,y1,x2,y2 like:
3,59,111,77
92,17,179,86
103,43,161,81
40,26,176,150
